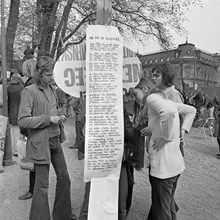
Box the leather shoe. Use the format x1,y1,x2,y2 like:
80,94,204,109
18,192,32,200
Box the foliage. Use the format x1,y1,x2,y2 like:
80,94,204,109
3,0,202,62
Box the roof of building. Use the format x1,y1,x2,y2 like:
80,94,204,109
139,41,218,67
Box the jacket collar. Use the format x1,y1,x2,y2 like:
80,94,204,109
36,82,54,91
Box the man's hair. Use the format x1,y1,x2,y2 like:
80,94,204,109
152,62,174,87
35,56,55,82
134,77,154,91
22,59,37,78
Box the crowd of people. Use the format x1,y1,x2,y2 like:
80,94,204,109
2,54,220,220
180,88,220,159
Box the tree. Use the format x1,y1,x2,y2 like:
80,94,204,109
5,0,21,70
5,0,202,65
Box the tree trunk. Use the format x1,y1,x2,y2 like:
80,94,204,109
6,0,21,70
37,0,59,57
51,0,74,59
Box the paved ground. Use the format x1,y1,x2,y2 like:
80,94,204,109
0,117,220,220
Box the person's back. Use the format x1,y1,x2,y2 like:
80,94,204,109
8,73,24,157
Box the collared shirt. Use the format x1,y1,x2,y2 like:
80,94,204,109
43,86,60,138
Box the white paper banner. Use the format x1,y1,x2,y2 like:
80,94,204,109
88,176,118,220
84,25,124,182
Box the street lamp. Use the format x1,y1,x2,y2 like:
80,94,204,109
193,56,197,91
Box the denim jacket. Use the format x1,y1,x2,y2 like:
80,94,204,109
18,83,66,164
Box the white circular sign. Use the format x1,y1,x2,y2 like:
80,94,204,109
54,43,142,97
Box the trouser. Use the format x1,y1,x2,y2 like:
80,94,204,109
217,122,220,151
76,115,85,159
147,174,180,220
78,162,134,220
78,182,90,220
29,170,36,194
29,136,71,220
75,116,84,145
118,162,134,220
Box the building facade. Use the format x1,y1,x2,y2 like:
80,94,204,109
138,41,220,92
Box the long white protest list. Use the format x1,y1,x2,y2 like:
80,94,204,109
84,25,124,182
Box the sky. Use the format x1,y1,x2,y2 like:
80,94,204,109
137,0,220,54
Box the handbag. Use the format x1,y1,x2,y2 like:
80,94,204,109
16,137,34,171
16,138,27,160
123,142,140,165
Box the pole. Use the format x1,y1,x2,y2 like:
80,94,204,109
96,0,112,25
1,0,7,116
1,0,16,166
193,57,197,91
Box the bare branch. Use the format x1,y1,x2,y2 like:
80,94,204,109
63,12,95,42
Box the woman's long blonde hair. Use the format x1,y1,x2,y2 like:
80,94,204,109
22,59,37,77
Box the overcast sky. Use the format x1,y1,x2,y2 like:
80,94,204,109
138,0,220,54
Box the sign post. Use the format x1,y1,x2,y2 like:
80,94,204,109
88,1,121,219
53,1,142,219
96,0,112,25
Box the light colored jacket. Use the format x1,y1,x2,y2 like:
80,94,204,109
18,83,66,164
147,93,196,179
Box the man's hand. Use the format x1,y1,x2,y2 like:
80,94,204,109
180,140,185,157
140,127,151,136
59,115,67,123
152,138,167,151
50,116,61,124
